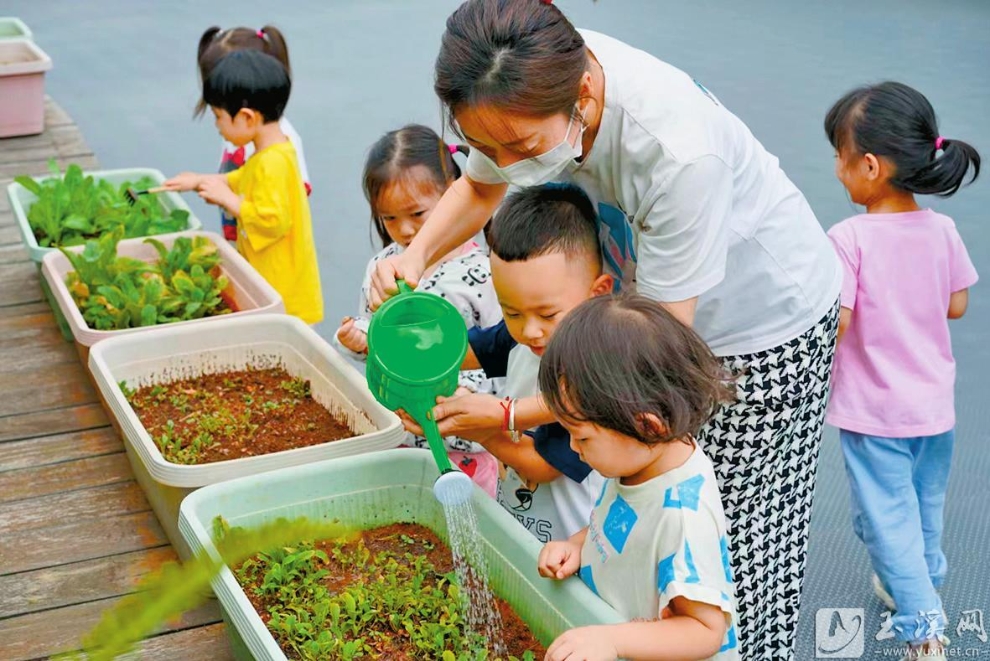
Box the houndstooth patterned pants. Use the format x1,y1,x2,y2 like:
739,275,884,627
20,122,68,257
696,302,839,661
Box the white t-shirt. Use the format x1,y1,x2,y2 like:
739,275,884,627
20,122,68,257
581,443,739,660
336,242,503,453
467,30,840,357
497,346,604,542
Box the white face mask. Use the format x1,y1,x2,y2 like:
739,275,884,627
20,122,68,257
478,107,586,187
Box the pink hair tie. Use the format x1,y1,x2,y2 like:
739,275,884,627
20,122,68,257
256,29,266,40
447,144,458,155
935,136,945,150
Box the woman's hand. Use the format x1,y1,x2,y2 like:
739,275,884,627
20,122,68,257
537,539,582,580
369,250,427,311
162,172,203,192
544,626,619,661
336,317,368,354
431,392,506,439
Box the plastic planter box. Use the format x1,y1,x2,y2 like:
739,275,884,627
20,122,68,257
8,168,203,341
179,449,622,660
41,230,278,364
7,168,203,267
0,38,51,137
0,18,32,40
91,314,406,558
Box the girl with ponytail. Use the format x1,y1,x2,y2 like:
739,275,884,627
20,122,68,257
825,81,980,661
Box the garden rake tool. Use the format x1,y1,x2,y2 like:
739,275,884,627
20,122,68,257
124,185,168,206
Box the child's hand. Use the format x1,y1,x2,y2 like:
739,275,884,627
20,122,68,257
545,626,618,661
336,317,368,354
197,177,239,213
162,172,202,192
537,540,582,580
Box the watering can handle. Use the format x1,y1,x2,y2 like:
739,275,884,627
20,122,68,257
396,280,413,295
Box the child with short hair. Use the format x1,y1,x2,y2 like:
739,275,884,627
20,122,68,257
194,25,312,243
409,183,611,542
336,124,502,496
824,81,980,661
165,49,323,325
537,294,738,661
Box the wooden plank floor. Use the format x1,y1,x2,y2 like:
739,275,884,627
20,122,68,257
0,99,234,661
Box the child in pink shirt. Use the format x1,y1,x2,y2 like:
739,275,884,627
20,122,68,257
824,82,980,661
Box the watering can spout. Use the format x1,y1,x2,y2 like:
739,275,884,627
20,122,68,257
434,469,474,507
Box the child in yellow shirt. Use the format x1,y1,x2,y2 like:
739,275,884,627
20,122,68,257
165,49,323,324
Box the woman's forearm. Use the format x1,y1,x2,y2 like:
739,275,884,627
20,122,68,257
406,176,506,267
514,394,557,430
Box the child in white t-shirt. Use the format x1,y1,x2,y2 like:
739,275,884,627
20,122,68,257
335,124,502,496
194,25,312,242
410,184,612,542
537,295,739,661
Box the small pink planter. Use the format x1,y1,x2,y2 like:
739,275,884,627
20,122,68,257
0,38,52,138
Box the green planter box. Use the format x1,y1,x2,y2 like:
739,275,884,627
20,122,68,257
179,449,622,661
0,18,32,41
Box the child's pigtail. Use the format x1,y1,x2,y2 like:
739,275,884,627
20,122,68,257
260,25,292,77
197,26,222,64
914,137,981,198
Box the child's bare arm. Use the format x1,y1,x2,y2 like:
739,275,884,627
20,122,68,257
197,177,241,217
538,528,587,580
398,404,561,483
546,597,728,661
162,172,227,193
837,306,852,343
948,289,969,319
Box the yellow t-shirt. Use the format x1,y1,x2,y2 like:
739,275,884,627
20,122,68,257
226,141,323,324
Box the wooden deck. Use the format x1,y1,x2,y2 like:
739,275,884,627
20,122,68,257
0,100,234,661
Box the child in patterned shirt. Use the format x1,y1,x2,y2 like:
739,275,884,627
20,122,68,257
537,294,739,661
335,124,502,496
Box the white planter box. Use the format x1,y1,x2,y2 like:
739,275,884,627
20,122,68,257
90,314,406,557
41,230,281,364
0,18,32,41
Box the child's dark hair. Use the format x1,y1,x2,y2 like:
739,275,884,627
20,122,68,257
539,295,731,445
202,50,290,124
435,0,588,131
488,184,601,270
195,25,290,117
825,81,980,197
362,124,467,248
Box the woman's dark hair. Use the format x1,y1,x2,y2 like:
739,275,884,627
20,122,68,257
488,183,601,270
539,295,732,445
434,0,588,130
824,81,980,197
202,50,290,123
195,25,290,117
362,124,466,247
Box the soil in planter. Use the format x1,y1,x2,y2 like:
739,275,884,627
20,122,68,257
235,523,545,661
125,367,356,465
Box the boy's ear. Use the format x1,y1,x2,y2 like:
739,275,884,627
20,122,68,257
235,108,262,128
589,273,614,297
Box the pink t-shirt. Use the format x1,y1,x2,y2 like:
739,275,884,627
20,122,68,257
826,209,978,437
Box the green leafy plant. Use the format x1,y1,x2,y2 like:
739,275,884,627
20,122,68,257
52,517,353,661
234,524,540,660
62,228,230,331
14,160,189,247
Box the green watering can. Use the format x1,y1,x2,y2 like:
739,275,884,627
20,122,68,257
366,281,474,506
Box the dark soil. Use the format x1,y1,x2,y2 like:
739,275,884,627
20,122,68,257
237,522,546,660
127,367,356,464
